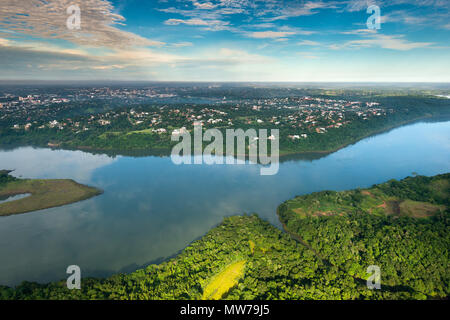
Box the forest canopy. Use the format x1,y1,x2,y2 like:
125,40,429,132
1,173,448,300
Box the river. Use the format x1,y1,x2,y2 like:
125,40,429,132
0,120,449,286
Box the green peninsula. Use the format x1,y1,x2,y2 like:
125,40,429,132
0,170,102,216
0,173,448,300
278,173,450,299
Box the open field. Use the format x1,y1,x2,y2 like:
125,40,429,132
277,174,450,299
281,173,449,219
202,260,246,300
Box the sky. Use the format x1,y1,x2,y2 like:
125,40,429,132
0,0,449,82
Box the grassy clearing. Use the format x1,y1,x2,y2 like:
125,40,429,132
398,199,445,218
202,260,246,300
98,132,122,139
125,128,154,135
288,194,444,219
0,179,102,216
282,174,449,220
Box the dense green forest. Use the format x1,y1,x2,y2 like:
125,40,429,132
1,174,448,300
1,95,449,156
0,170,17,185
278,173,450,299
279,96,450,154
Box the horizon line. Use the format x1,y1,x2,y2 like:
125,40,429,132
0,80,449,84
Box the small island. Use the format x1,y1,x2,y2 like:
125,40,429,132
0,173,448,300
0,170,103,216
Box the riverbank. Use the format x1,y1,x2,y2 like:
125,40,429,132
278,113,450,158
2,114,448,161
0,120,448,293
71,114,447,158
1,173,448,299
276,173,449,299
0,175,103,216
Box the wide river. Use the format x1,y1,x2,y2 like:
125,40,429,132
0,120,449,287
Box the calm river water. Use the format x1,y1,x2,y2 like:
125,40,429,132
0,120,449,286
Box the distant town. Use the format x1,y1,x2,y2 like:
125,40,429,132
0,85,390,147
0,84,448,156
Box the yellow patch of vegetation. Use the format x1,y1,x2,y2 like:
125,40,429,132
249,240,255,254
126,128,154,135
202,260,246,300
98,132,121,139
292,207,306,217
0,179,102,216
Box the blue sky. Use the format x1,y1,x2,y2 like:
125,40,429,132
0,0,449,82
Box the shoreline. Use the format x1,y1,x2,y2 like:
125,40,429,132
1,114,448,160
279,113,448,158
0,178,103,216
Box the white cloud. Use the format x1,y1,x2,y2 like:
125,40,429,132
382,10,429,25
246,31,296,39
172,42,194,48
164,18,231,31
89,65,126,70
165,18,210,26
206,48,273,64
0,35,274,79
0,38,11,46
106,48,187,66
161,0,332,35
297,40,321,46
0,37,188,76
262,1,338,21
340,29,378,35
345,0,450,12
330,33,434,51
0,0,163,48
345,0,378,12
192,1,218,10
297,51,319,59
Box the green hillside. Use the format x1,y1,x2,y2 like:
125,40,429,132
1,174,448,300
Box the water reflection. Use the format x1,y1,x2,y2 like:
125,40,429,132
0,121,449,286
0,147,118,183
0,193,31,204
